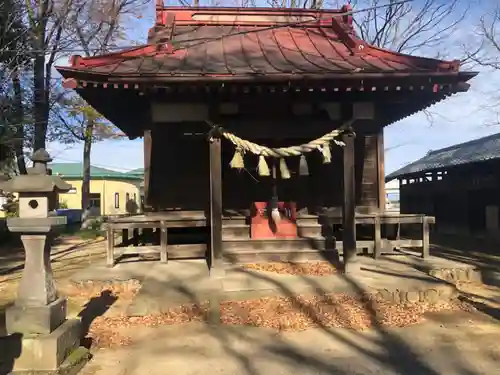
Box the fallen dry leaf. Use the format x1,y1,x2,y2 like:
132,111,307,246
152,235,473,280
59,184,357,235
243,261,338,276
60,279,142,301
85,292,470,349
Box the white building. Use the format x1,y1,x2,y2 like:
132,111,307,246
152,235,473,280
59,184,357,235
385,179,400,213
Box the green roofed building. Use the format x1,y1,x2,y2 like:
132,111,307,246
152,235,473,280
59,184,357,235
50,163,144,216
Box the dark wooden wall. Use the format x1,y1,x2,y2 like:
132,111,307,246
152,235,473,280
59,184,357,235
399,160,500,234
149,124,209,211
148,119,381,214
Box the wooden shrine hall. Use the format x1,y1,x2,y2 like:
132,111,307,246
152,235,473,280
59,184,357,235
56,4,477,271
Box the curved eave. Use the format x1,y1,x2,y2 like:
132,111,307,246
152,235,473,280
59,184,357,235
56,68,478,90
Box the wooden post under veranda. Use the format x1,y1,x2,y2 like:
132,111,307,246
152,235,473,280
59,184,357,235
342,131,357,272
209,132,224,276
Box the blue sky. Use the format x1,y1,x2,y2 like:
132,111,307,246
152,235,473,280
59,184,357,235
49,0,500,174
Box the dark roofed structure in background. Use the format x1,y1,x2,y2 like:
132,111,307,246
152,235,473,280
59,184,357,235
393,132,500,239
386,133,500,181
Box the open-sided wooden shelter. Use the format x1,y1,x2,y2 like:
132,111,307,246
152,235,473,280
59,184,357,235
387,133,500,239
57,4,477,271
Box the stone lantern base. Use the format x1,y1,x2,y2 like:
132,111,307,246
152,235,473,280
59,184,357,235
5,319,90,375
2,234,91,374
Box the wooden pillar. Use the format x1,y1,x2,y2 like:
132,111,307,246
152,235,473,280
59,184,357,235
106,226,115,267
342,131,357,271
373,215,382,259
209,136,224,274
122,229,128,245
422,216,430,258
160,220,168,263
376,128,386,212
143,129,152,211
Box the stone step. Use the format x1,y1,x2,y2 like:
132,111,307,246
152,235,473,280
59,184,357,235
222,238,375,263
222,215,321,226
223,249,339,264
222,224,323,238
295,215,321,226
222,224,250,238
223,236,330,252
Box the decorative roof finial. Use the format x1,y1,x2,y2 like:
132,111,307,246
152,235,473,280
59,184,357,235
29,149,53,176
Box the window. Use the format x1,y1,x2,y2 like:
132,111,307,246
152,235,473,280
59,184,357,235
89,193,101,209
125,193,130,202
114,193,119,209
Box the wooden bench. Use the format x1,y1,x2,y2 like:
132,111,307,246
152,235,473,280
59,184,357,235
315,212,434,259
105,212,207,267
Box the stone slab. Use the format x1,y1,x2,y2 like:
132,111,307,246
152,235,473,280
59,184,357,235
6,347,91,375
6,298,67,335
10,319,82,372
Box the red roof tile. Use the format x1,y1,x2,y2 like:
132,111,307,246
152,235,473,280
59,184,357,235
57,6,462,82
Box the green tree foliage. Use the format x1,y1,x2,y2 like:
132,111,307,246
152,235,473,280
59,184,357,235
54,94,123,226
1,191,19,217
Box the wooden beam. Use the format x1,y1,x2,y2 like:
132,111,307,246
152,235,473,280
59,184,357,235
377,128,386,211
209,136,224,274
342,131,357,271
143,128,152,211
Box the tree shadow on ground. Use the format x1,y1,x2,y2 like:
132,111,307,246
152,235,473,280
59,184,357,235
0,332,22,375
430,233,500,269
0,238,105,286
458,294,500,321
2,232,494,375
78,290,118,349
103,250,493,375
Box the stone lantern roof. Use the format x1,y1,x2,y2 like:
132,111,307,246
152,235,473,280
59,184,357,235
0,149,72,193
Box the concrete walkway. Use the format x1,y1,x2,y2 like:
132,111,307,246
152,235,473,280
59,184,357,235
80,310,500,375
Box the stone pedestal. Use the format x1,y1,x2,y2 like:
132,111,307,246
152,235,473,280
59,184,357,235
11,320,84,373
6,297,67,335
16,235,58,307
4,234,90,374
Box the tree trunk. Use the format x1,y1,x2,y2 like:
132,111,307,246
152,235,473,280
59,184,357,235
12,68,27,174
33,53,48,151
81,122,93,229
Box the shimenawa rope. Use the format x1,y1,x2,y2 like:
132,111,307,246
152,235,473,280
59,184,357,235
207,119,354,178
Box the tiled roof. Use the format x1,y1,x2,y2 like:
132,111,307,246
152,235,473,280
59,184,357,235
50,163,143,180
56,7,464,82
386,133,500,181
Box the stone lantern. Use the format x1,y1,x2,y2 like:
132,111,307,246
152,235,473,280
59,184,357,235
0,149,89,374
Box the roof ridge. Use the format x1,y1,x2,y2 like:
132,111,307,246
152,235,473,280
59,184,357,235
50,162,132,174
427,132,500,155
386,131,500,181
